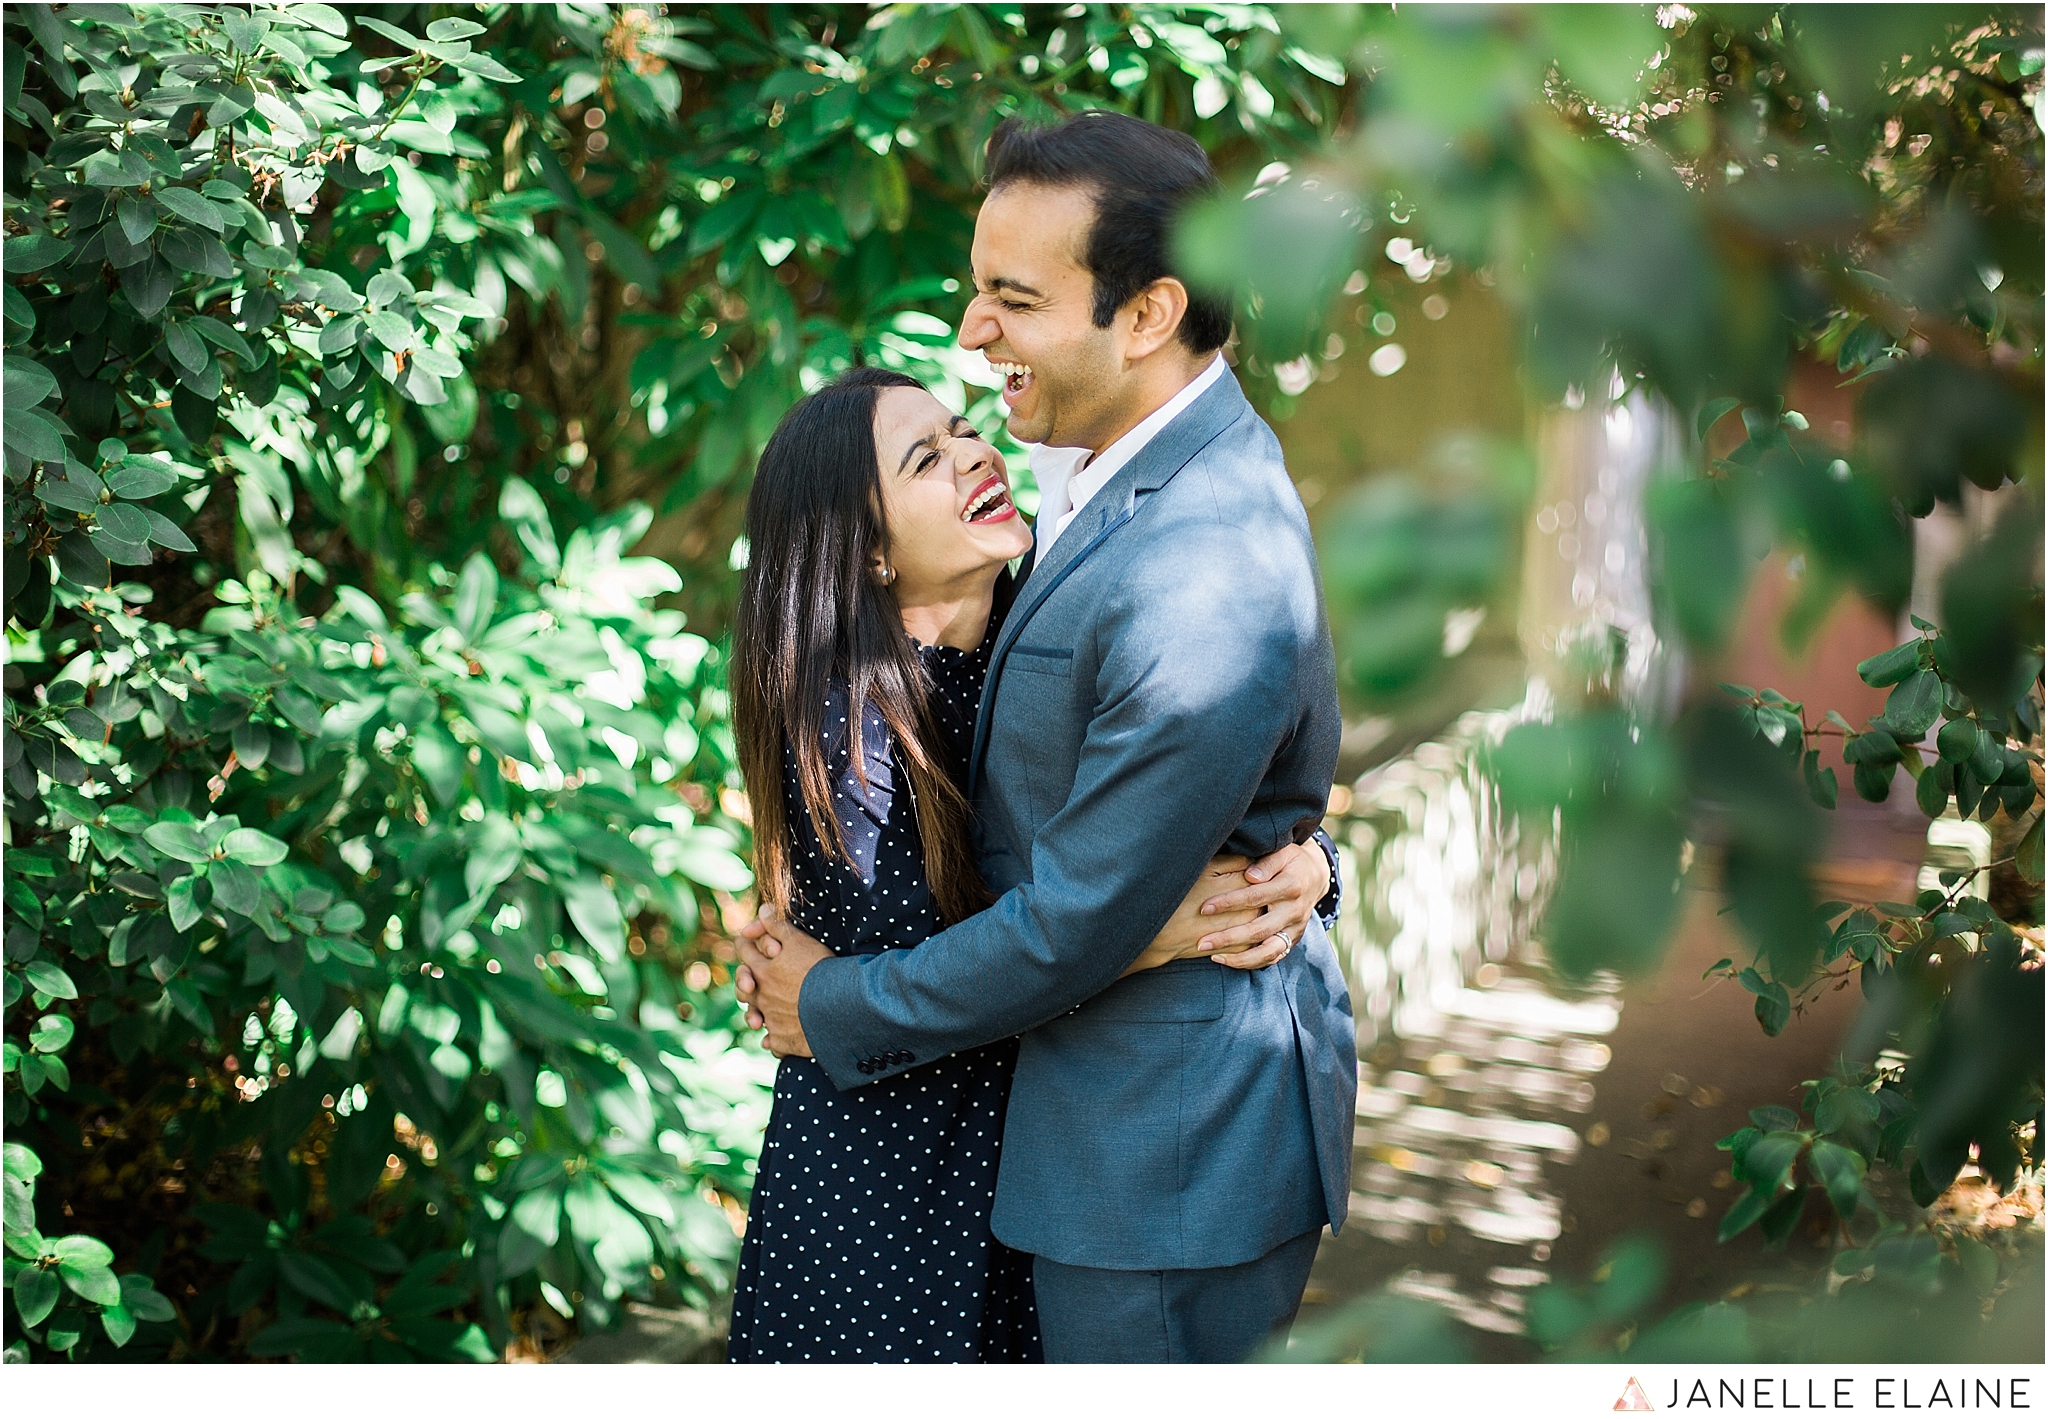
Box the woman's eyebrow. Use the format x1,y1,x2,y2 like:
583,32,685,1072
896,417,970,474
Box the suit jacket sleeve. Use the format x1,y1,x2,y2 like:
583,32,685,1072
796,520,1328,1089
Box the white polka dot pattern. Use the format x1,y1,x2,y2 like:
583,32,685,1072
728,628,1040,1364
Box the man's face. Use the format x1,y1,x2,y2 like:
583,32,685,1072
959,181,1123,449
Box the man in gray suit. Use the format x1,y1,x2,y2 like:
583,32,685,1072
736,111,1356,1363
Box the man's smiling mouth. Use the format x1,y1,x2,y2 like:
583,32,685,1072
991,360,1033,398
962,473,1016,524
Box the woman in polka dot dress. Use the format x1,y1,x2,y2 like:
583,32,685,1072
725,368,1338,1363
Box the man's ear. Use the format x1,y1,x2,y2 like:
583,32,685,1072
1123,277,1190,360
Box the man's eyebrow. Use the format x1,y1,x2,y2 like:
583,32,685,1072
978,275,1045,299
897,416,970,474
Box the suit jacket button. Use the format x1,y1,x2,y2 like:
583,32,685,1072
900,1052,915,1064
857,1060,873,1074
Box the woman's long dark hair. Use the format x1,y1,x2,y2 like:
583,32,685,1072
730,367,993,927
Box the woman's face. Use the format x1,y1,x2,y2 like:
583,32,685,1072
870,386,1033,601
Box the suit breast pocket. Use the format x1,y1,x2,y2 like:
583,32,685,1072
1005,644,1073,678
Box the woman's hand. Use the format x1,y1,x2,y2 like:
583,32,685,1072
1190,840,1332,967
1122,840,1331,978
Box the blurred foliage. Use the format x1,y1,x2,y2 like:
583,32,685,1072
1275,1227,2043,1363
1180,1,2046,1278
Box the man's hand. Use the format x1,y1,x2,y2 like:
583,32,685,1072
734,904,828,1059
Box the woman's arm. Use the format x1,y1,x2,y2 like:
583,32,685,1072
1119,839,1333,977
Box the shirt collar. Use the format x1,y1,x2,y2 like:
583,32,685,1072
1025,354,1226,536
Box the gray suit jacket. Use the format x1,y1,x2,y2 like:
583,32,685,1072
798,369,1356,1271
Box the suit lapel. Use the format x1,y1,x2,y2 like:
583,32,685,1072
968,370,1252,792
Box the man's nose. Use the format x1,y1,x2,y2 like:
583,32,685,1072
958,297,996,351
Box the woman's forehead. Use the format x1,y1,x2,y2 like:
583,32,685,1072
873,385,951,435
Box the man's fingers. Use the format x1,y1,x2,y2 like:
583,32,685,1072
1196,913,1286,958
737,936,775,975
1197,912,1287,955
745,1006,765,1031
735,963,757,998
1198,877,1294,917
1213,934,1290,970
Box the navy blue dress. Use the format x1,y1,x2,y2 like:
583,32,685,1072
728,631,1041,1363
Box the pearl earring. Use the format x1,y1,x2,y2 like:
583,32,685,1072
872,563,897,586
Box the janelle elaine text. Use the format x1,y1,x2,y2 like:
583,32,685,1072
1663,1377,2032,1410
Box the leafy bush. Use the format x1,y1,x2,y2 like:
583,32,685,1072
2,3,771,1361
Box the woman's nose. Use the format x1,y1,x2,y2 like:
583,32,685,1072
952,439,990,476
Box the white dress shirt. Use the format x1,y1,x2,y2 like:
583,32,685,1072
1028,355,1226,564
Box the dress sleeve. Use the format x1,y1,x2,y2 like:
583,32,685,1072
797,680,897,888
1310,826,1342,931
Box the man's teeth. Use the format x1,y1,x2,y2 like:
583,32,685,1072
962,485,1009,521
992,362,1032,379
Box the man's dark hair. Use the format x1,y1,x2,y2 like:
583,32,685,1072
983,111,1232,355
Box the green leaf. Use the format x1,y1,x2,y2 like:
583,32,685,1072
15,1266,59,1327
140,508,197,553
221,827,289,866
1808,1139,1867,1218
143,821,211,863
1716,1186,1772,1242
1752,981,1791,1036
101,1301,137,1346
23,961,76,1000
365,309,416,352
3,353,58,406
1851,760,1896,803
50,1234,115,1272
561,874,626,962
455,51,520,84
356,16,423,50
1696,396,1742,441
155,185,225,233
123,1282,177,1323
103,457,178,499
1815,1086,1881,1134
1935,718,1979,763
1742,1132,1806,1193
188,315,257,363
1878,670,1941,739
121,257,174,318
209,858,260,916
164,322,209,374
166,874,206,931
29,1013,74,1052
4,233,72,273
1915,758,1953,817
6,406,70,461
95,502,151,547
452,552,498,642
1856,639,1924,688
426,17,488,41
60,1260,122,1306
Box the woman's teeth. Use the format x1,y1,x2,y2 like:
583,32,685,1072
962,483,1012,522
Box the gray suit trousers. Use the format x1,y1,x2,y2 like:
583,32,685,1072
1030,1227,1324,1363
